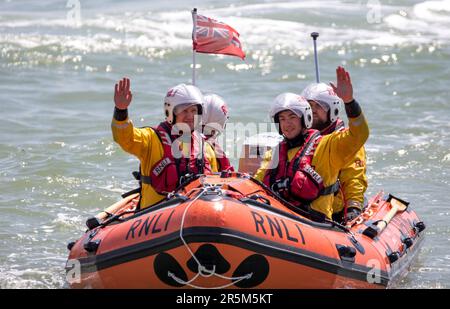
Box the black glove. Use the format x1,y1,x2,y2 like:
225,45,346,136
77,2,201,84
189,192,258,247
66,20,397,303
345,207,361,222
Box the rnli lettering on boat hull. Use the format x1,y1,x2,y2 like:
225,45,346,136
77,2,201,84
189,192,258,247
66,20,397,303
251,211,306,244
126,209,175,240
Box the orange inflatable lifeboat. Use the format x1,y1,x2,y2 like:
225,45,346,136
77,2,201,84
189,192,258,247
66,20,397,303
66,172,425,289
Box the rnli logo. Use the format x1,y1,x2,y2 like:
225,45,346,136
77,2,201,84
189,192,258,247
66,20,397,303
153,158,171,176
221,104,228,116
304,165,323,184
296,95,307,102
166,89,178,97
354,160,365,168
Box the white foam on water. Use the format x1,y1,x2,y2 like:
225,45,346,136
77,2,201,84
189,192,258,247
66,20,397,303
52,213,84,231
414,0,450,23
0,18,71,29
442,153,450,162
1,1,449,63
158,0,373,21
384,0,450,40
0,267,66,289
98,184,127,194
384,14,429,31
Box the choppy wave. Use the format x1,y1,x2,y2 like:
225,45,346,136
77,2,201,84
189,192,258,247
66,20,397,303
1,0,449,69
384,0,450,40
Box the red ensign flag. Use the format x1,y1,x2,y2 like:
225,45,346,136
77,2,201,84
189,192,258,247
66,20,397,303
193,14,245,60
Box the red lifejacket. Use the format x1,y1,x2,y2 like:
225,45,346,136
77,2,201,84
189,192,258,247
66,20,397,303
206,139,234,172
320,118,345,135
140,121,211,195
263,129,339,206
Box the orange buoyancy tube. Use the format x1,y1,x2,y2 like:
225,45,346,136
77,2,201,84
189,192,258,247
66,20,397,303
263,129,339,205
140,121,211,195
67,175,425,289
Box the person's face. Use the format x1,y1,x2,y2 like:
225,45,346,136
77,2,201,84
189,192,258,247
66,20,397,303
278,110,303,139
175,104,199,131
309,100,329,129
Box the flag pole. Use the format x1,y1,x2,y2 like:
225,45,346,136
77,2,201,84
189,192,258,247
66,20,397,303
191,8,204,171
311,32,320,83
191,8,197,86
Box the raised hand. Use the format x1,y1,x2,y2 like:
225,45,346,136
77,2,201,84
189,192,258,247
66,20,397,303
114,77,132,110
330,66,354,104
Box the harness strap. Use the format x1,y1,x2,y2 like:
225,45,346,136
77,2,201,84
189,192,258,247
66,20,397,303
140,175,152,185
138,123,207,184
193,131,204,174
292,131,321,172
268,130,321,186
132,125,164,210
320,179,340,196
335,119,345,131
206,140,231,172
138,124,165,185
138,123,182,182
269,144,281,186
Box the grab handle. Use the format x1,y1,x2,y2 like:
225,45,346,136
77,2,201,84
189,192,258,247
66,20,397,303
362,197,408,239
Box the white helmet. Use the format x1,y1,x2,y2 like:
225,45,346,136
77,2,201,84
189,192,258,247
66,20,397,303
164,83,204,124
301,83,342,122
202,94,229,136
270,92,313,129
